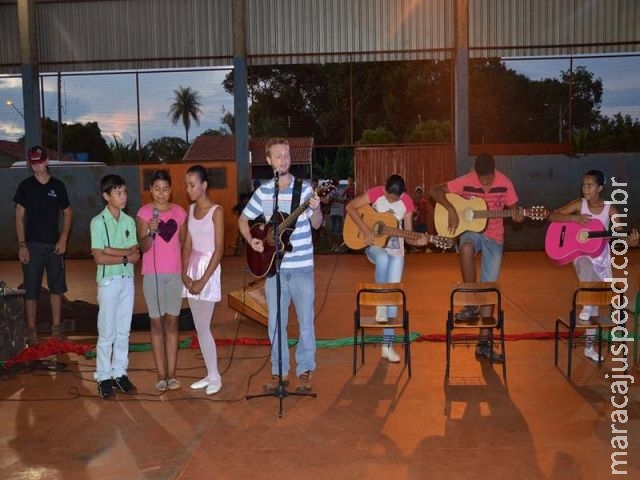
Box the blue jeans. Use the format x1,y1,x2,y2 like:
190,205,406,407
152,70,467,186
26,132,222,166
94,276,135,382
365,246,404,343
265,269,316,377
458,232,503,282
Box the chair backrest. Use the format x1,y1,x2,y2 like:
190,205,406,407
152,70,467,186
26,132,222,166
356,282,405,308
450,282,500,307
573,281,614,310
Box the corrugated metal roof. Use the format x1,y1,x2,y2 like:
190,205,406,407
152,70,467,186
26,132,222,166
469,0,640,57
246,0,454,65
0,0,638,74
183,135,313,165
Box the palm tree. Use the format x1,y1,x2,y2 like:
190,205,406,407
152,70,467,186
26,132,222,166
168,86,203,143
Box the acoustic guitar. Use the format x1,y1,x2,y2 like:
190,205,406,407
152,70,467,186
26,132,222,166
544,219,630,265
245,182,335,278
434,193,548,238
343,205,454,250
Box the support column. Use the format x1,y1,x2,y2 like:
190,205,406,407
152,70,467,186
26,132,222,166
233,0,250,193
454,0,470,174
17,0,42,154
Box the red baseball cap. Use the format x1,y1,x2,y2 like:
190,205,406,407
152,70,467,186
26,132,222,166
27,145,48,164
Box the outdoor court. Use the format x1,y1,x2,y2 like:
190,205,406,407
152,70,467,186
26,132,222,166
0,250,639,479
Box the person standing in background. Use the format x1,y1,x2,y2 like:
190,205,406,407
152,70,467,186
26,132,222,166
137,170,187,392
14,146,72,345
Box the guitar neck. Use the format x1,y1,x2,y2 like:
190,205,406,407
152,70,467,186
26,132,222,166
473,209,519,219
380,225,428,243
278,198,311,230
588,229,632,239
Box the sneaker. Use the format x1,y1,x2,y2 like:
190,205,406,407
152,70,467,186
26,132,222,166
263,374,289,393
51,324,66,341
584,347,603,362
578,309,591,323
455,306,480,322
475,343,504,363
27,327,38,346
98,379,114,399
206,379,222,395
381,344,401,363
113,375,137,393
167,378,181,390
375,306,388,323
296,371,313,392
155,379,168,391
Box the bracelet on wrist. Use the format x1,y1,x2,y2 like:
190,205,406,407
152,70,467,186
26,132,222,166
18,241,26,247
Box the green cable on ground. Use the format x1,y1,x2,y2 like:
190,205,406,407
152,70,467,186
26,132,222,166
82,332,423,358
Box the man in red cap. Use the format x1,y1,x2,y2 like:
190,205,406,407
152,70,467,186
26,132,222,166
13,146,73,344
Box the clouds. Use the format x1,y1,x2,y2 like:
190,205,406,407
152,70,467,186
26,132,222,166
0,58,638,146
0,68,235,144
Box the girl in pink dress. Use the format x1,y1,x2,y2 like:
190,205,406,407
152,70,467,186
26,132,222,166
182,165,224,395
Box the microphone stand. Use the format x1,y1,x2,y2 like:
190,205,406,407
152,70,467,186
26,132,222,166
246,170,316,417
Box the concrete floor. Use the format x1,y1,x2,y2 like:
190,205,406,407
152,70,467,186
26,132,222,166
0,250,639,479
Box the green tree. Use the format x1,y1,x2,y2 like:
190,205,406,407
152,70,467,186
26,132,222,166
108,135,139,164
143,136,189,162
168,86,203,143
358,127,396,144
41,117,112,162
407,120,451,143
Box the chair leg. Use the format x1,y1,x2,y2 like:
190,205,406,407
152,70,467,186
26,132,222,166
554,320,560,367
353,326,358,376
634,312,639,365
500,328,507,383
445,320,451,379
360,329,365,366
404,321,411,378
567,327,573,380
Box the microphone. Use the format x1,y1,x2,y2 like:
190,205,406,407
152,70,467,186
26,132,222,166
273,170,279,181
149,207,159,239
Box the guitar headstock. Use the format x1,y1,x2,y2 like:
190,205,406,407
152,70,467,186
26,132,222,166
524,206,549,221
430,235,455,250
314,180,336,199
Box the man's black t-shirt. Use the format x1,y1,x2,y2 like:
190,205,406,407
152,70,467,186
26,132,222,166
13,176,70,244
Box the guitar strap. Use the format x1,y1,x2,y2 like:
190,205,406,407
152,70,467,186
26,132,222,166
291,177,303,212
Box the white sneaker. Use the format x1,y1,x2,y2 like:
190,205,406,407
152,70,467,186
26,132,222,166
206,379,222,395
375,306,388,323
584,347,603,362
190,377,210,390
381,344,401,363
578,309,591,322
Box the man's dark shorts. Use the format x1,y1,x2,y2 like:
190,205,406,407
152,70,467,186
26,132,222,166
22,242,67,299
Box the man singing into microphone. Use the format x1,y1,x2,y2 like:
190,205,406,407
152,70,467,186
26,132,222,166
238,138,323,393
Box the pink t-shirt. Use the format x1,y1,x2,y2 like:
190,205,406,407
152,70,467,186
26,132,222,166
447,170,518,243
137,203,187,275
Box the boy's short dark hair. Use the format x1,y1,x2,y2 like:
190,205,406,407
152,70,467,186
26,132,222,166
101,174,126,196
474,153,496,176
385,174,406,196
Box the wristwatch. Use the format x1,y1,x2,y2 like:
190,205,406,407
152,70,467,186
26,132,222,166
123,255,128,266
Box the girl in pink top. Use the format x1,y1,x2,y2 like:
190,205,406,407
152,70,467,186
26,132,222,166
136,170,187,391
182,165,225,395
549,169,621,362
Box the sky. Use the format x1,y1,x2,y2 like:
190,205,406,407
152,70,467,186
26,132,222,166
1,55,638,148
